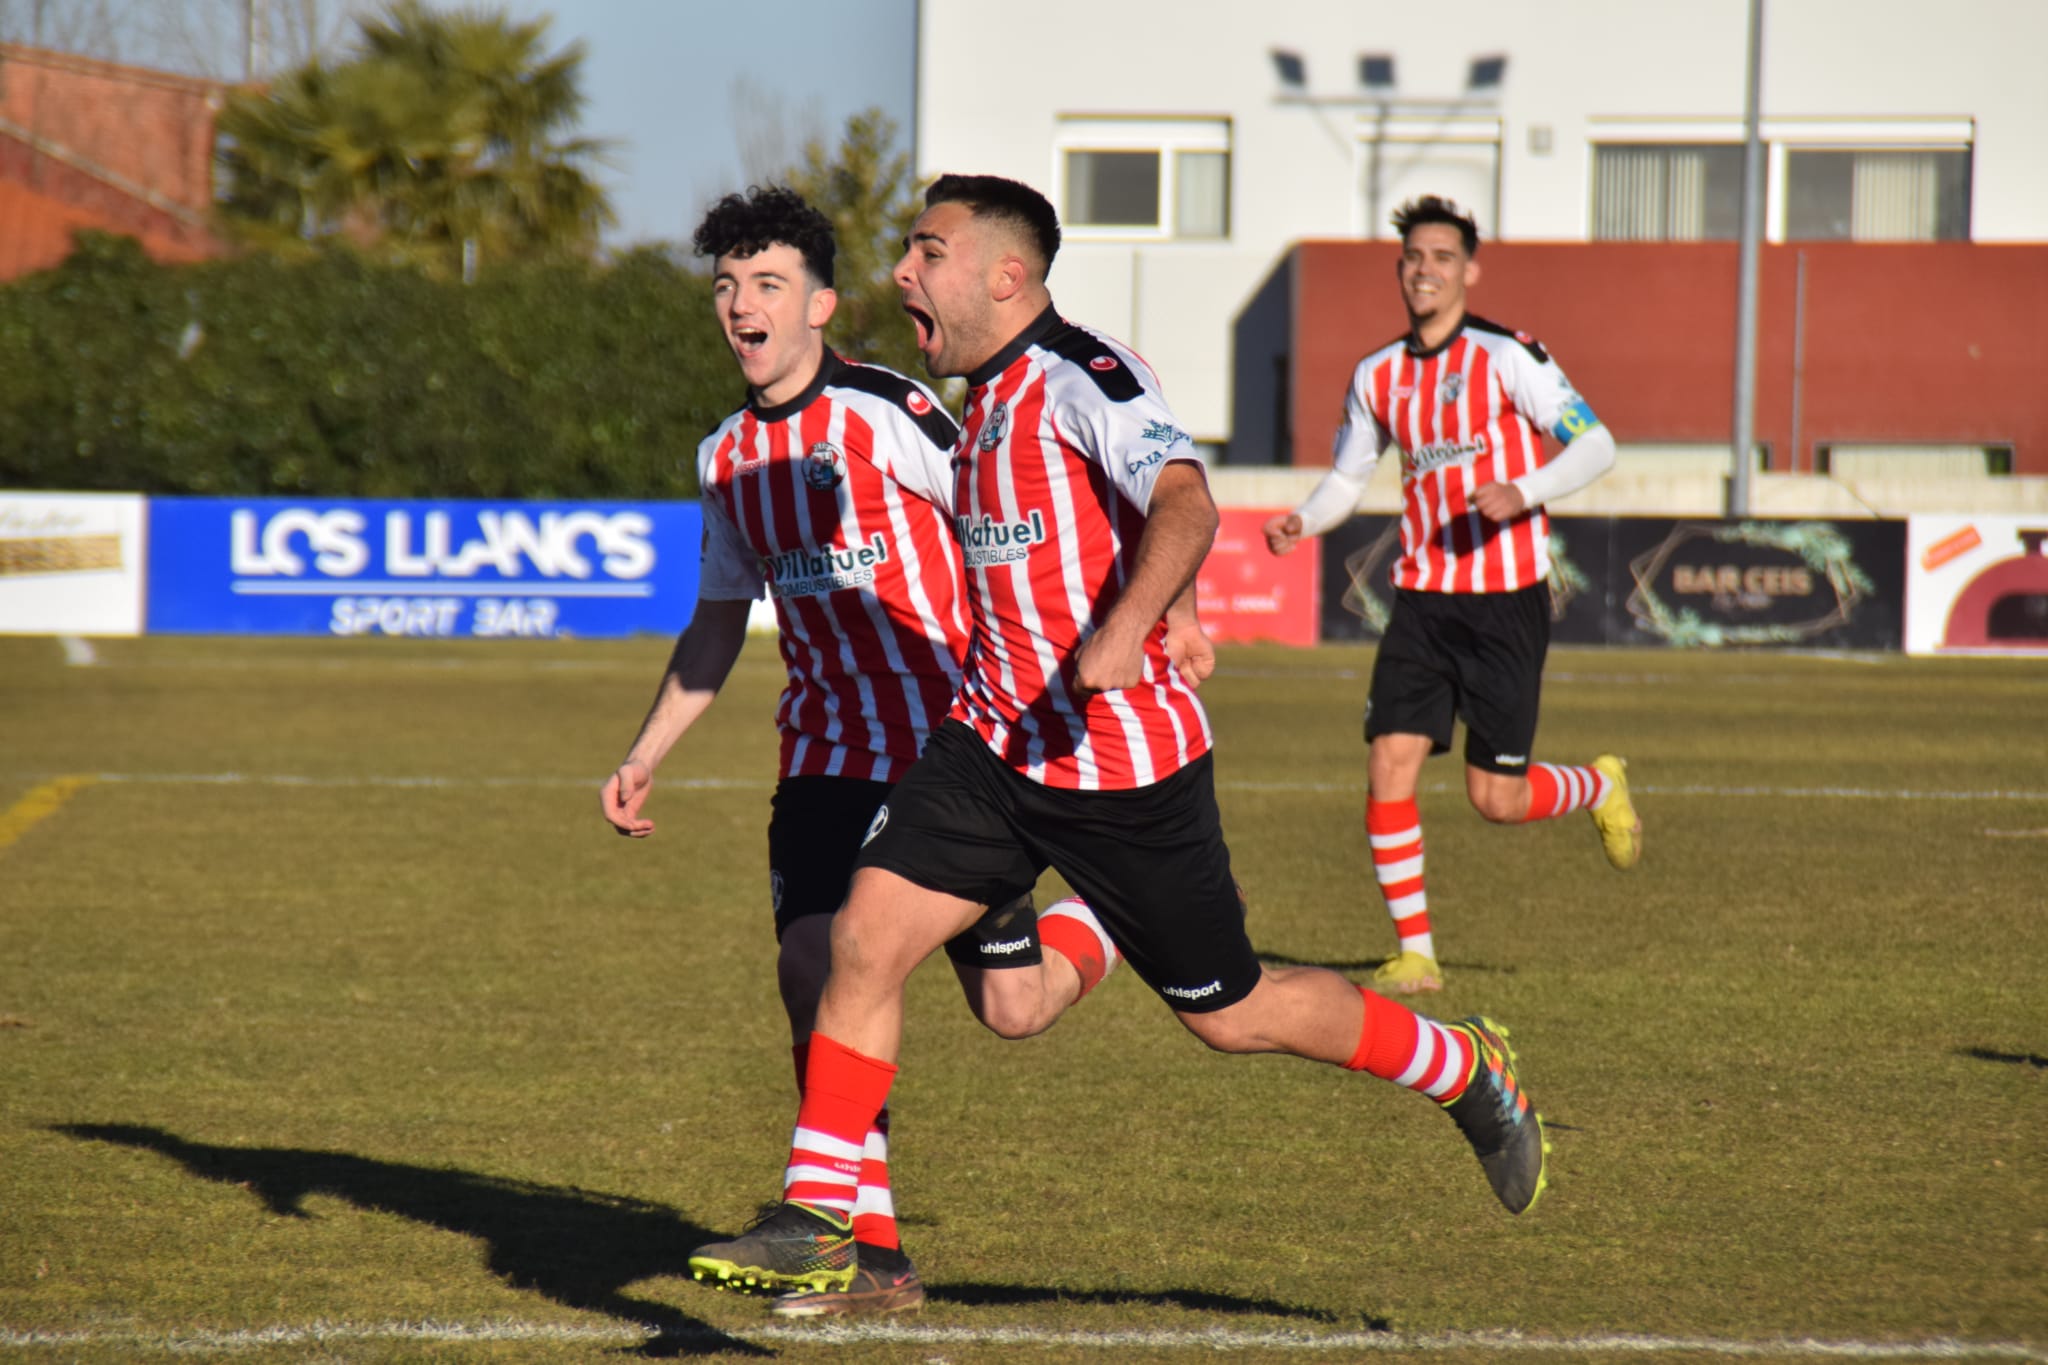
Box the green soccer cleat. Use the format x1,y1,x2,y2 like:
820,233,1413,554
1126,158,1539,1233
1591,754,1642,870
687,1202,857,1295
1441,1015,1550,1215
1371,949,1443,995
770,1244,925,1318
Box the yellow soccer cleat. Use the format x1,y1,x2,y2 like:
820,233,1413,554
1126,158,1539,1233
1590,754,1641,870
1371,949,1443,995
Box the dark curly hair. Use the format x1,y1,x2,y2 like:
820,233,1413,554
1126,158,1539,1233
1391,195,1480,256
692,185,836,287
924,173,1061,275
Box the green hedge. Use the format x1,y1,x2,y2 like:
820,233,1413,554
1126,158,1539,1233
0,233,739,499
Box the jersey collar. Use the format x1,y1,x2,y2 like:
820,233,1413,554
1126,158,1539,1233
963,303,1062,390
747,348,842,424
1405,311,1468,360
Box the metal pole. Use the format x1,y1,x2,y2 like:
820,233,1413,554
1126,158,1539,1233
1789,249,1807,474
1728,0,1764,516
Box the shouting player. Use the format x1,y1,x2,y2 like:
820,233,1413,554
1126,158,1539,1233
601,186,1136,1317
684,176,1550,1301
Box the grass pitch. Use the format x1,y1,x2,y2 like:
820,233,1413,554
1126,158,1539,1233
1,635,2044,1363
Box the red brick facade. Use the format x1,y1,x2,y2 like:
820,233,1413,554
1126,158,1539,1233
0,43,231,279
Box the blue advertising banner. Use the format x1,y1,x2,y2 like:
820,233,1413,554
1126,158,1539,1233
146,498,702,638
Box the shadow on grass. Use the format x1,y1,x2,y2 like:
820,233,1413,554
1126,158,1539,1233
54,1122,764,1359
1255,949,1514,978
930,1281,1358,1325
1960,1046,2048,1069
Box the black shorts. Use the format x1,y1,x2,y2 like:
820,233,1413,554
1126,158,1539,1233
855,721,1259,1013
1365,584,1551,776
767,775,1037,968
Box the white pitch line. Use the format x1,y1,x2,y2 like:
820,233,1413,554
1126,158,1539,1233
57,635,98,667
0,1320,2040,1359
11,772,2048,803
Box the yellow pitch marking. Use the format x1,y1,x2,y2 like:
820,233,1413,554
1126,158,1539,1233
0,775,97,853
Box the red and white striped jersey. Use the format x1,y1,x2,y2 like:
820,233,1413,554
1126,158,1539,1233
1335,315,1602,593
697,350,967,782
949,308,1212,791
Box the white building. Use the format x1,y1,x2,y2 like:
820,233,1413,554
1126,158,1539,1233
913,0,2048,450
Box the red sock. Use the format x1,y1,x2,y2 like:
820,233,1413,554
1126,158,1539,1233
1343,986,1474,1104
782,1032,897,1218
852,1108,899,1249
1038,897,1119,998
1367,796,1432,957
792,1036,898,1244
1521,762,1612,822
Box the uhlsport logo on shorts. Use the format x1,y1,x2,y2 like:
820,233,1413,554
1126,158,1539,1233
1160,978,1224,1002
770,868,784,913
861,805,889,846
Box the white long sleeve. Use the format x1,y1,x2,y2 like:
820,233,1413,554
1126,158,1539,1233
1511,424,1616,509
1292,463,1376,538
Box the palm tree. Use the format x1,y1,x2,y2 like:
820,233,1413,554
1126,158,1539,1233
216,1,612,273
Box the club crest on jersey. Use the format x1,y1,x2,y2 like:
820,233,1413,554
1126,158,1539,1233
1440,373,1465,403
977,400,1010,452
803,441,845,491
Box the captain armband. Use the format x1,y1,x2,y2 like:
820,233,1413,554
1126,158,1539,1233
1550,398,1601,444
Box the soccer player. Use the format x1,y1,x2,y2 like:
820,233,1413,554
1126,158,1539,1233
1263,195,1643,997
684,175,1548,1299
600,186,1134,1317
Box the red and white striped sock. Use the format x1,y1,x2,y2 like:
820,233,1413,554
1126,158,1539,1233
851,1108,899,1250
783,1032,897,1219
1520,762,1613,823
1037,897,1120,999
1343,986,1475,1104
1367,796,1433,961
793,1040,899,1249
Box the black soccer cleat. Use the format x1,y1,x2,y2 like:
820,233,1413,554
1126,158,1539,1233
687,1201,857,1295
1441,1015,1550,1215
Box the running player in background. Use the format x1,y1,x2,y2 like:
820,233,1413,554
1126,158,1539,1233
1263,195,1641,997
684,175,1548,1304
600,186,1137,1317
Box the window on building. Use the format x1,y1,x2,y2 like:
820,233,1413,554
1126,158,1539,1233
1057,118,1231,240
1785,148,1971,241
1591,144,1744,240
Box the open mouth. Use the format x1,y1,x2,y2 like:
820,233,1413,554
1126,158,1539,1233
733,325,768,356
902,303,935,350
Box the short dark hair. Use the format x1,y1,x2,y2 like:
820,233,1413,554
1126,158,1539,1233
1391,195,1480,256
692,185,836,288
924,173,1062,274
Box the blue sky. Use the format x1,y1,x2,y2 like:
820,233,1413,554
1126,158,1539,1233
505,0,919,247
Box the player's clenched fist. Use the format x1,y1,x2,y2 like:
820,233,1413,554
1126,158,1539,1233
1263,511,1305,556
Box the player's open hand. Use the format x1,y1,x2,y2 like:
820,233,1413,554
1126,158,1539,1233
600,759,657,837
1262,512,1304,556
1164,617,1216,689
1472,481,1528,523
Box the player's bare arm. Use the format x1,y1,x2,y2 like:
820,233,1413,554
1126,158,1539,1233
600,597,752,836
1162,583,1216,689
1075,461,1219,694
